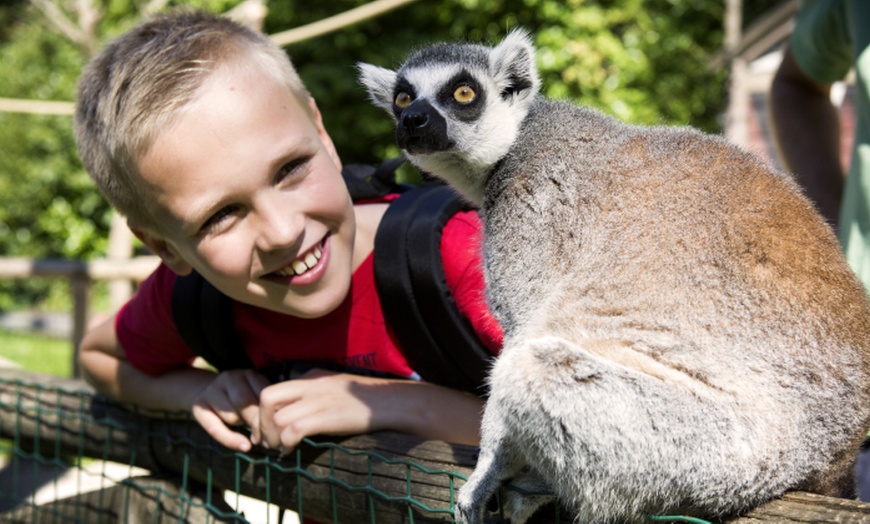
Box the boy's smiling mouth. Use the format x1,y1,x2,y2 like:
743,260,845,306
274,243,323,277
268,235,329,284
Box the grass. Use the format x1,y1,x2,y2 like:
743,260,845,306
0,328,73,377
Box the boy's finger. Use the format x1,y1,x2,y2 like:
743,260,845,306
267,399,338,452
224,387,261,426
239,402,260,441
257,410,274,449
278,411,351,452
256,382,303,449
193,405,252,452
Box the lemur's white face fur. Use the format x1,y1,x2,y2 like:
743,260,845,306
358,30,540,205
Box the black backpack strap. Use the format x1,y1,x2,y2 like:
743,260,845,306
171,271,252,371
342,157,409,200
374,184,494,396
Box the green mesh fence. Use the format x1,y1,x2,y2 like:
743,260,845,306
0,368,712,524
0,368,495,523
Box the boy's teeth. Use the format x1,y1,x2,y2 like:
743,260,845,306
277,244,323,277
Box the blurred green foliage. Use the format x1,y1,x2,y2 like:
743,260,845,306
274,0,728,164
0,0,759,309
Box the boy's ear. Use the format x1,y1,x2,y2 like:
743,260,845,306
307,97,342,171
130,227,193,276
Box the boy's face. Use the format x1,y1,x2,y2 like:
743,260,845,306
134,63,358,319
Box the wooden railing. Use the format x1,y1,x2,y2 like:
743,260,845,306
0,368,478,523
0,368,868,523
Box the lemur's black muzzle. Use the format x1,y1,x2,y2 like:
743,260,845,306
396,99,453,153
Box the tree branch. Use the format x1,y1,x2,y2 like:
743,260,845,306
0,97,75,115
270,0,419,47
74,0,102,57
29,0,87,47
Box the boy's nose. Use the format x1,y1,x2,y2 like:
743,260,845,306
255,198,303,252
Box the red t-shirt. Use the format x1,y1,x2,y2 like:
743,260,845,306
116,209,502,379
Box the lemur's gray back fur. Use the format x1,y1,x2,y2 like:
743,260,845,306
359,30,870,523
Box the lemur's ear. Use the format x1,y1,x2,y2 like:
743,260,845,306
490,29,540,102
357,63,399,115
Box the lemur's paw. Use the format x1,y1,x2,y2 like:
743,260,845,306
455,489,485,524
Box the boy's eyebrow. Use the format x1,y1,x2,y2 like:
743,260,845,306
266,133,320,173
166,202,206,237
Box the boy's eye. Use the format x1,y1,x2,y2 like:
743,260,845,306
277,156,311,182
200,204,239,234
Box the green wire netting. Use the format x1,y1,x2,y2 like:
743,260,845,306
0,370,710,524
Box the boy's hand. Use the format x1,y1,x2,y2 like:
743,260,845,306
251,368,485,453
191,369,271,452
251,368,382,453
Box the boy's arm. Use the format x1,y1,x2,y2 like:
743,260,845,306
79,315,269,451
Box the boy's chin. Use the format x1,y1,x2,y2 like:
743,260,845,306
278,299,346,319
263,283,351,319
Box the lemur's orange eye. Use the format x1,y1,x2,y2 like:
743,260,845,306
395,92,413,109
453,85,476,104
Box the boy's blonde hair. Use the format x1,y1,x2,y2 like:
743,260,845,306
74,9,311,230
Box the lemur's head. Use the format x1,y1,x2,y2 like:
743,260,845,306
358,29,540,205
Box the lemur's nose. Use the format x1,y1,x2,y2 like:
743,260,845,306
395,98,450,152
402,111,429,130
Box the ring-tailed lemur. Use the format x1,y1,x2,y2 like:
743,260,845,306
358,30,870,523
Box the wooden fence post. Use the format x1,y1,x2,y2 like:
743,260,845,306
0,256,161,376
70,273,90,378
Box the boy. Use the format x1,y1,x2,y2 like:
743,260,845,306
74,9,501,454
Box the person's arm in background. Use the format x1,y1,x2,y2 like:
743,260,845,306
769,45,844,230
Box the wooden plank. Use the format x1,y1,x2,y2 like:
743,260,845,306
730,491,870,522
0,256,160,280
